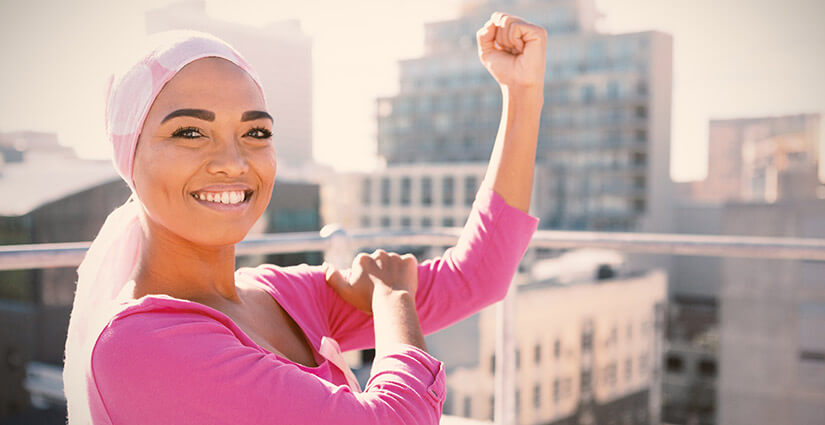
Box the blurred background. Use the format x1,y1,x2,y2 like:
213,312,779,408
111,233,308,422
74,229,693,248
1,0,823,424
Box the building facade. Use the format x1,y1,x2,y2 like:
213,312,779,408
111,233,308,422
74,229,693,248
322,162,550,232
376,0,673,232
690,113,821,203
445,265,667,425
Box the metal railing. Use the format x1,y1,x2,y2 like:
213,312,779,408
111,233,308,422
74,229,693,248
3,227,825,271
3,227,825,425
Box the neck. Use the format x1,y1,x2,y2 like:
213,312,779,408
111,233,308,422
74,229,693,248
129,209,241,305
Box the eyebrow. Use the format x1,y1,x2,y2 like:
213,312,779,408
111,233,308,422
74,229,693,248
161,108,273,124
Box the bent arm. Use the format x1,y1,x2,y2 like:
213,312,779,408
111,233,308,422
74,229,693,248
92,312,445,425
325,185,539,352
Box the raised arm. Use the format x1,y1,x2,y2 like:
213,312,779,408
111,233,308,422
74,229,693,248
321,13,545,352
479,12,546,212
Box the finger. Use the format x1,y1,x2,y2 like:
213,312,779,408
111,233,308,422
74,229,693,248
371,248,387,259
323,262,350,294
494,20,514,53
494,13,517,53
509,21,525,53
476,18,497,56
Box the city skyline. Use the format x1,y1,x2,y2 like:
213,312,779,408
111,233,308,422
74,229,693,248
1,0,823,182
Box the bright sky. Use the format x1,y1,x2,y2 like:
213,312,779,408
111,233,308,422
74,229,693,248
1,0,823,182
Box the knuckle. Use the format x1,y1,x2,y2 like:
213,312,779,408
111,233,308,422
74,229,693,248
356,253,371,265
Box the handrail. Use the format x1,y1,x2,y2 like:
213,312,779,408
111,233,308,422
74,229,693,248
2,228,824,271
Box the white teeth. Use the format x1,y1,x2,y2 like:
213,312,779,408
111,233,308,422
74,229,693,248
194,191,247,205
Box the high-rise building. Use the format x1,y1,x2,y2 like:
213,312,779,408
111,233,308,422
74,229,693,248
376,0,673,232
145,0,314,171
690,113,821,203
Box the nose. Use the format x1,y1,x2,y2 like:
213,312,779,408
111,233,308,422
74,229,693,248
205,135,249,177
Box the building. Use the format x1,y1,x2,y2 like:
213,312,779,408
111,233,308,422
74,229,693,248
376,0,673,232
716,197,825,425
145,0,314,172
443,250,667,425
690,113,821,203
321,162,550,232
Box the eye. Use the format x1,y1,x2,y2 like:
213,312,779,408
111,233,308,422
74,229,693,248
246,127,273,140
172,126,203,139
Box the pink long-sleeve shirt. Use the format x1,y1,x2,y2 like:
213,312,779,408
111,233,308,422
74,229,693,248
89,186,539,424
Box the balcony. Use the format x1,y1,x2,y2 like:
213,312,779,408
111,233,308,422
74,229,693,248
2,228,824,425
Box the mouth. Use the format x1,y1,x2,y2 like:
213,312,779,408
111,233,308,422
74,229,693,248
189,189,254,212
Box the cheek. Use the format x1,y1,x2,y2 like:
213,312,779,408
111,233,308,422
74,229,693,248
133,144,196,214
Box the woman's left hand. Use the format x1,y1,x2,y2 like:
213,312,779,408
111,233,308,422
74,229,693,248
476,12,547,89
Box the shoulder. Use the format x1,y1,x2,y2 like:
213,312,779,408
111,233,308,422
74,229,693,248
237,262,328,299
93,301,237,365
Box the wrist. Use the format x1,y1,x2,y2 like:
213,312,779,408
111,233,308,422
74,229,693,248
372,288,416,307
501,84,544,105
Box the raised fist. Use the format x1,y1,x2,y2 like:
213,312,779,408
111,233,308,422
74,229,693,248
476,12,547,89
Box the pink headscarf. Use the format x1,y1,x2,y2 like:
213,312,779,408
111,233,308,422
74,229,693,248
62,29,267,425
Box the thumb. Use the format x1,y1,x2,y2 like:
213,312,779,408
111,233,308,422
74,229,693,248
323,262,350,295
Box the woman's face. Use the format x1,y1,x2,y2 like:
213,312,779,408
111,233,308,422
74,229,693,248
132,57,276,247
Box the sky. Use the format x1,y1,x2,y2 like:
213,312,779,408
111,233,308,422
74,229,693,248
0,0,823,182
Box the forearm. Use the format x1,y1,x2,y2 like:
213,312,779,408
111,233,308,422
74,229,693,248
483,85,543,213
372,291,428,359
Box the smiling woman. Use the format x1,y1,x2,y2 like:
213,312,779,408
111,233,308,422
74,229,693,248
63,13,544,425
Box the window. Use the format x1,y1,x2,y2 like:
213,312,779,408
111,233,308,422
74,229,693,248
443,176,454,206
401,217,411,228
635,129,647,143
489,395,495,420
554,339,561,358
400,177,411,205
490,353,496,375
666,354,684,373
625,358,633,381
360,216,371,228
463,396,472,418
380,216,391,228
381,177,391,205
553,378,560,402
607,80,619,99
533,383,541,409
515,348,521,370
464,175,477,206
581,84,595,103
443,217,455,227
582,370,593,392
698,359,716,378
421,217,432,228
361,179,371,205
534,343,541,365
582,332,593,351
421,176,432,206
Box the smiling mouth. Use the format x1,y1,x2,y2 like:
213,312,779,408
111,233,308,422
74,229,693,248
190,190,254,205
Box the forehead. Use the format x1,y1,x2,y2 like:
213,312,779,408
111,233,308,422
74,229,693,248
150,56,266,113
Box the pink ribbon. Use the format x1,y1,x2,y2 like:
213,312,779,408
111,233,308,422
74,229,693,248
319,336,362,393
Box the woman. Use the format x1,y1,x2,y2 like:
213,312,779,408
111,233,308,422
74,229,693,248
63,11,545,425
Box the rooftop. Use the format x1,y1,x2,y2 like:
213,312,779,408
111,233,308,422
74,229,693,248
0,154,119,217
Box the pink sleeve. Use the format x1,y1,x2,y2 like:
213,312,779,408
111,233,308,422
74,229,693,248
91,311,446,425
325,185,540,352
